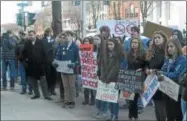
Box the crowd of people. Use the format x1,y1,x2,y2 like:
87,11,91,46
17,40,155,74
0,25,186,121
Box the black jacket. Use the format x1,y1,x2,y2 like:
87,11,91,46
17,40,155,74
22,38,47,79
148,48,165,100
42,36,56,64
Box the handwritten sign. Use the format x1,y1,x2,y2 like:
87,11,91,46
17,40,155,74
159,75,179,101
53,59,74,74
141,75,160,107
117,70,144,93
79,51,98,90
96,80,119,103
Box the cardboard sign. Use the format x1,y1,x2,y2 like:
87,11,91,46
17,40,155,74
96,80,119,103
97,19,140,37
159,75,179,101
79,51,98,90
143,21,173,38
141,75,160,107
53,59,74,74
117,70,144,93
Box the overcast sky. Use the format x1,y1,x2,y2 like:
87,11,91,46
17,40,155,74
1,1,42,25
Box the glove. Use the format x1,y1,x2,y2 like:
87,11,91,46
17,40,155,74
52,62,58,68
157,75,164,81
68,63,76,69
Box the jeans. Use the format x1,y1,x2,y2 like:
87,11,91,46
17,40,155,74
18,61,32,92
181,98,187,117
2,59,16,88
96,99,108,114
109,102,119,117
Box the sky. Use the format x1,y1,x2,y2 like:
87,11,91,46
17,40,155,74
1,1,42,25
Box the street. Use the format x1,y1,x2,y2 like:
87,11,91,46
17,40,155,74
1,83,156,120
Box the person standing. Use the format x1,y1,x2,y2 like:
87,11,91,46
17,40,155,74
160,38,186,121
16,31,32,94
53,31,80,109
22,30,52,100
145,30,168,121
1,30,18,90
126,37,148,121
42,27,57,95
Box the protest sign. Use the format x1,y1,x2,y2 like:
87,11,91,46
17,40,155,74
159,75,179,101
141,75,160,107
117,70,144,93
79,51,98,90
96,19,140,37
143,21,173,38
119,91,135,100
96,80,119,103
53,59,74,74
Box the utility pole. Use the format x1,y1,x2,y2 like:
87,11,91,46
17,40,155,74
52,1,62,37
82,1,86,38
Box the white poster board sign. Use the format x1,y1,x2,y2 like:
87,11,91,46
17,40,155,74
96,19,140,37
96,80,119,103
159,75,179,101
141,75,160,107
53,59,74,74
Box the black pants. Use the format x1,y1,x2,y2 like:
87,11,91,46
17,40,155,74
128,93,139,119
84,88,95,103
165,95,183,121
154,100,167,121
45,64,56,92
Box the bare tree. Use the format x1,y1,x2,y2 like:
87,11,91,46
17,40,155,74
109,1,122,20
140,1,161,28
86,1,101,28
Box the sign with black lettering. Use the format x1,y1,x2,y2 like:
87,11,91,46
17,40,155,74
116,70,144,93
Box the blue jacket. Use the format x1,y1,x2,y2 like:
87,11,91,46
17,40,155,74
54,42,80,73
120,57,128,69
123,36,150,52
161,55,186,83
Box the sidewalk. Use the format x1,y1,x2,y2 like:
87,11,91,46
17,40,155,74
1,83,156,120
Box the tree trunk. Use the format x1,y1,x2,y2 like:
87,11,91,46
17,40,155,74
52,1,62,37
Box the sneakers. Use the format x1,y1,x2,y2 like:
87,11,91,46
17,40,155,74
69,102,75,109
62,102,70,108
92,112,100,118
82,101,89,105
31,95,40,99
45,97,53,101
20,91,26,94
94,113,109,120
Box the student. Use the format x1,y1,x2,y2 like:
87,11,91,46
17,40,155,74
126,37,148,121
145,30,168,121
53,31,80,109
80,37,96,106
160,38,186,121
104,38,124,121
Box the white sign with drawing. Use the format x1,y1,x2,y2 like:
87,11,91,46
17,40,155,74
159,75,179,101
53,59,74,74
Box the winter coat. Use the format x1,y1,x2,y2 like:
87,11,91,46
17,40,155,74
100,51,121,83
147,48,165,100
2,36,18,60
22,38,48,79
42,36,56,64
15,38,27,61
54,41,80,75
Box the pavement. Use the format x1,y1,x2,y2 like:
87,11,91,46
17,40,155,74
1,83,156,120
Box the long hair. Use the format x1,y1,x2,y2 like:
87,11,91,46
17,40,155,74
127,37,145,62
107,38,125,60
146,30,168,60
166,38,183,58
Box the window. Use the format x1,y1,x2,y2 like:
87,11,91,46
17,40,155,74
125,8,130,18
134,7,139,17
